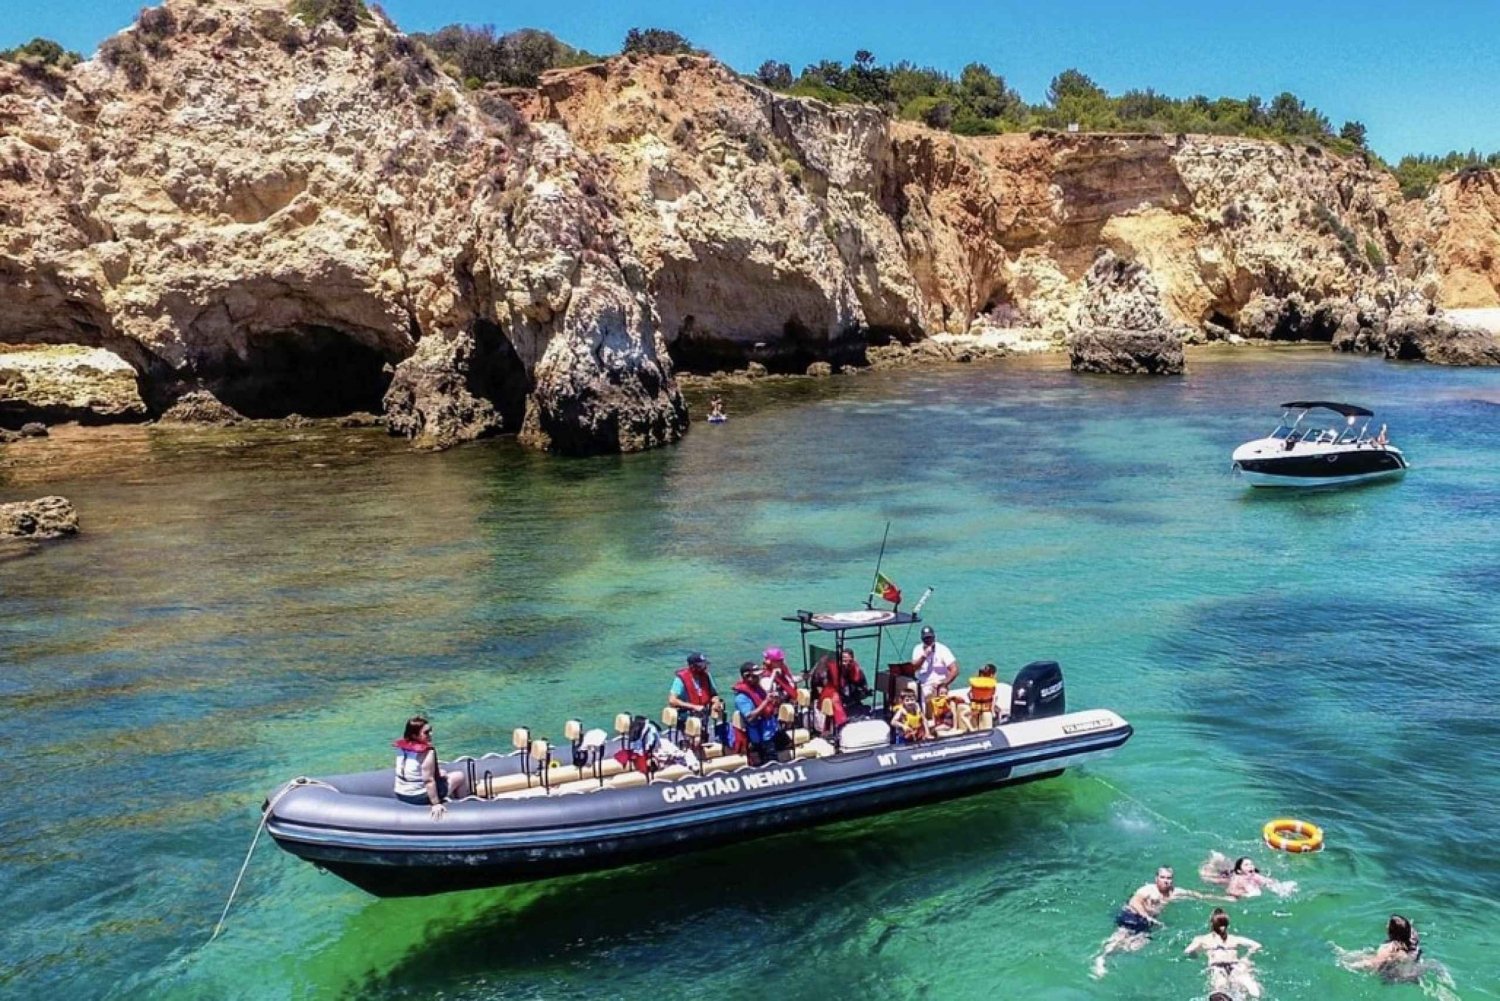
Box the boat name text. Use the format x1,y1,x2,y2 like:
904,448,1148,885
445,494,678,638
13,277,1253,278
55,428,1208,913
1062,717,1112,734
659,765,808,804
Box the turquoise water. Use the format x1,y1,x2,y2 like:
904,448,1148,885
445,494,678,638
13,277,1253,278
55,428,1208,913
2,349,1497,999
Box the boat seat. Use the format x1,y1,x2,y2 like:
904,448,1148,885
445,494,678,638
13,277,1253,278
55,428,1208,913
934,725,960,739
610,770,649,789
651,765,693,783
471,772,539,797
702,754,748,773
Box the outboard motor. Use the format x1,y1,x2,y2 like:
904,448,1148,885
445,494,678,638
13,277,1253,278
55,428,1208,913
1010,661,1065,721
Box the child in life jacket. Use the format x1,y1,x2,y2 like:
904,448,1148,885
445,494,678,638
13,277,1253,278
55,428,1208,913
925,682,962,730
890,689,929,744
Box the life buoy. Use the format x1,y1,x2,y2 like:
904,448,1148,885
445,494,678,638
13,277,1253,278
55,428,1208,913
1263,817,1323,853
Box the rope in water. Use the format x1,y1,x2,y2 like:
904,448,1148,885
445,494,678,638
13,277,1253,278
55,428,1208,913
1089,773,1223,843
210,777,332,942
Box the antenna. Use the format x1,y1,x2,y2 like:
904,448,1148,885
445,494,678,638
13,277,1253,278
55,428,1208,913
866,521,891,609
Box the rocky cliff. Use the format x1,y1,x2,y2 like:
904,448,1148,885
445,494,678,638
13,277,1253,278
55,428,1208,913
0,0,684,450
0,1,1492,449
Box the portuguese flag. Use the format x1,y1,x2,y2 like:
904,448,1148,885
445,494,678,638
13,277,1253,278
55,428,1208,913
873,572,902,605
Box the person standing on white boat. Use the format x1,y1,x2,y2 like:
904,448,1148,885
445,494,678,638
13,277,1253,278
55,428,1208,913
910,625,958,699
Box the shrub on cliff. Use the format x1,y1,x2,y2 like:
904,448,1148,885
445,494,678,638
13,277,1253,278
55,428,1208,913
99,34,148,88
416,25,597,87
1393,149,1500,199
1,37,82,71
622,28,696,56
290,0,369,33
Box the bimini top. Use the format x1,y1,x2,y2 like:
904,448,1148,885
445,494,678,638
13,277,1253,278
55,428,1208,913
784,609,920,631
1279,401,1374,417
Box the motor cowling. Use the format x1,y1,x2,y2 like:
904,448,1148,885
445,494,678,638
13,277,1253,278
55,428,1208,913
1010,661,1065,721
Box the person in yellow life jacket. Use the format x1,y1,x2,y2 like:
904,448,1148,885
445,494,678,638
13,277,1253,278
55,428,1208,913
926,682,960,729
966,663,1000,727
889,689,929,745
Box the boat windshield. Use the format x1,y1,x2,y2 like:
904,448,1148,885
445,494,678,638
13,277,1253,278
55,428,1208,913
1279,411,1370,445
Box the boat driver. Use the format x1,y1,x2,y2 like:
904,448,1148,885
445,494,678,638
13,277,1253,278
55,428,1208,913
733,661,789,766
910,625,959,700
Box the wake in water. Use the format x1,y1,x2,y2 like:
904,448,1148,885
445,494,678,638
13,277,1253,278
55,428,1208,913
1335,945,1459,999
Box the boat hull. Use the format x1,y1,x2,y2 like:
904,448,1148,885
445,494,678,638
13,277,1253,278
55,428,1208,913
268,713,1131,897
1232,442,1407,488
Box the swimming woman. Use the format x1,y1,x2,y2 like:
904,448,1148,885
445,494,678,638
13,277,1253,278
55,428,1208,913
1185,908,1264,999
1340,914,1425,982
1199,851,1296,898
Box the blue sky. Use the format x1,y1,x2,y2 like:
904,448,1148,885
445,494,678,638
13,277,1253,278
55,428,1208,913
5,0,1496,161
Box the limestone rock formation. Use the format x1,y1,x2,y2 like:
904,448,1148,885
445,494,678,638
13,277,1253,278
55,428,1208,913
0,495,79,539
0,0,684,453
1424,168,1500,308
0,344,146,426
382,329,505,450
0,0,1494,455
158,389,245,425
1067,252,1187,374
1332,297,1500,365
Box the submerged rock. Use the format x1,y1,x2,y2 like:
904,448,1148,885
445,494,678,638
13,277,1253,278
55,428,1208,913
19,422,48,438
0,496,79,540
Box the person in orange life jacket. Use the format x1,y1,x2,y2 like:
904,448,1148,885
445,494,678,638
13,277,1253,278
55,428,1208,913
733,661,789,765
394,716,469,820
966,663,999,725
910,625,958,700
759,647,799,702
889,689,929,744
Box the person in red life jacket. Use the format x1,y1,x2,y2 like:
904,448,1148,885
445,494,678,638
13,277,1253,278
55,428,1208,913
613,715,662,774
669,652,718,733
759,647,799,701
809,654,845,736
733,661,788,765
393,716,469,820
836,647,870,711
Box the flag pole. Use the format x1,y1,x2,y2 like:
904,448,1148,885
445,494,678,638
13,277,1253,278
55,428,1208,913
866,521,891,609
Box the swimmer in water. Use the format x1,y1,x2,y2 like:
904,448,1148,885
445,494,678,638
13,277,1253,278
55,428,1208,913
1199,851,1296,899
1091,866,1228,978
1340,914,1425,982
1185,907,1264,999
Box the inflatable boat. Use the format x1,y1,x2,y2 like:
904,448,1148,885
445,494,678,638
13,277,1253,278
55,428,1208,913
265,608,1133,897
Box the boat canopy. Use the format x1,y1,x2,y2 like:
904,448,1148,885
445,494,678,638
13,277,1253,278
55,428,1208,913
784,609,921,631
1279,401,1374,417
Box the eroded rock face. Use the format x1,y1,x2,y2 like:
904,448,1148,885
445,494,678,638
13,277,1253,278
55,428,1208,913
1332,298,1500,365
382,329,504,450
1425,168,1500,308
0,496,79,539
0,0,685,453
0,344,146,427
158,389,244,425
1067,252,1187,374
0,1,1493,456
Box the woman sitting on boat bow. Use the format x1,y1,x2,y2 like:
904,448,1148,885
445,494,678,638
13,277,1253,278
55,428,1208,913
393,716,468,820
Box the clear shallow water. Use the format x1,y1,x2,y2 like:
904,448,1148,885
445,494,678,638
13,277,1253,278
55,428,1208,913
2,349,1497,1000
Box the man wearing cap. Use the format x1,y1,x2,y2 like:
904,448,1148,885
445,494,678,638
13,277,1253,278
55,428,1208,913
910,625,959,700
759,647,799,701
669,652,719,733
733,661,788,765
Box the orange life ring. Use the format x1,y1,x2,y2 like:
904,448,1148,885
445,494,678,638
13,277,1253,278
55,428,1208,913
1263,817,1323,853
